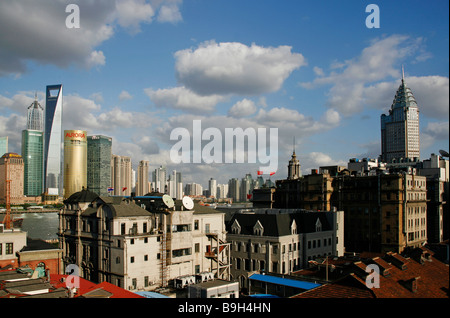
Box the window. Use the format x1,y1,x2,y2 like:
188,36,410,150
205,223,210,234
144,276,149,287
260,260,265,271
195,243,200,253
143,222,148,233
130,256,135,263
0,243,2,255
194,220,199,230
130,238,135,245
6,243,14,254
144,255,148,261
121,223,125,235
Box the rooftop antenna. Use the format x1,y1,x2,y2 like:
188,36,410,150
293,136,296,154
401,64,405,83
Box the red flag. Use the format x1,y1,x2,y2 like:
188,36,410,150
257,171,263,175
247,194,252,199
122,187,127,191
270,172,275,176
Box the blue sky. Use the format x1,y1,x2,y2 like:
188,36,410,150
0,0,448,187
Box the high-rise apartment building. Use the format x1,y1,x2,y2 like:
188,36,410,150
21,130,44,196
63,130,87,199
228,178,240,202
44,84,63,195
111,155,132,196
152,166,167,193
208,178,217,198
136,160,149,196
0,153,24,205
168,170,183,200
87,135,112,196
240,174,253,202
381,70,420,163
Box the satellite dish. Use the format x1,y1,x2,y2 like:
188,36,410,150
182,196,194,210
439,150,449,158
162,194,174,209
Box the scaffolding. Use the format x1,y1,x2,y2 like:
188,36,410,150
205,232,231,281
160,213,171,287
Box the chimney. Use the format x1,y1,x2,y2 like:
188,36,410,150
404,277,420,293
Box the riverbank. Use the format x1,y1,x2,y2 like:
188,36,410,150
0,209,61,214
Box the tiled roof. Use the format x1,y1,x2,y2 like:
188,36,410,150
291,247,449,298
292,274,375,298
82,281,144,298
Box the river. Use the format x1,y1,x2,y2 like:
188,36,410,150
11,212,60,241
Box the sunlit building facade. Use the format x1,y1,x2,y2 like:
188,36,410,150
381,71,420,163
63,130,87,199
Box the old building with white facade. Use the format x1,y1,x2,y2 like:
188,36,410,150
226,208,344,290
58,189,230,292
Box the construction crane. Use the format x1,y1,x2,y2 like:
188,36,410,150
2,160,12,229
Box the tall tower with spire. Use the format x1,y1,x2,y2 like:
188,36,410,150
380,67,420,163
288,137,301,180
27,93,44,131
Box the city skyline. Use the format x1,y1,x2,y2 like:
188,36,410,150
0,0,448,188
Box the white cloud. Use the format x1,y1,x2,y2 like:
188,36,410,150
145,86,226,113
300,35,430,116
423,121,449,140
115,0,155,33
0,113,27,153
0,0,184,76
365,75,449,119
300,152,347,175
157,3,182,23
119,90,133,101
174,41,306,96
228,99,257,117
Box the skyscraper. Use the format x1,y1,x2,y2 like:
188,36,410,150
44,84,63,195
27,93,44,131
87,135,112,196
22,130,44,196
228,178,240,202
152,166,167,193
137,160,149,196
63,130,87,199
208,178,217,198
0,153,24,205
111,154,132,196
0,137,7,157
381,69,420,163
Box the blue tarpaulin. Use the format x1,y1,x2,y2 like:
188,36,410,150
249,274,321,290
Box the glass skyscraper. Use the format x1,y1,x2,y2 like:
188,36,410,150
44,84,63,195
27,94,44,131
87,135,112,196
0,136,7,157
21,130,44,196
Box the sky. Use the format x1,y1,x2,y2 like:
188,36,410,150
0,0,448,188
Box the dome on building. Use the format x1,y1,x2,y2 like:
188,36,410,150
64,187,99,204
1,152,22,159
